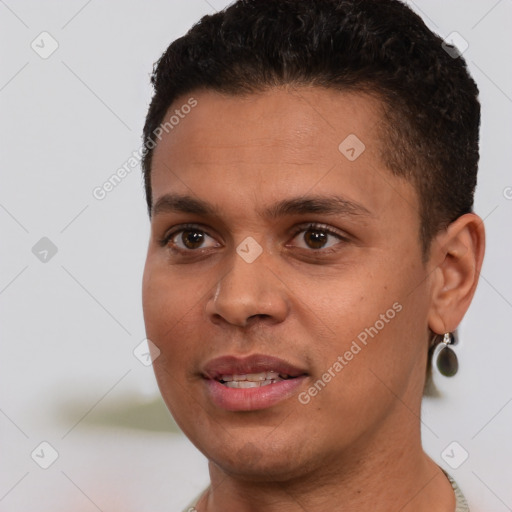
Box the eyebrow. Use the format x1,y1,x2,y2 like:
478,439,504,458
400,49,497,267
151,193,373,220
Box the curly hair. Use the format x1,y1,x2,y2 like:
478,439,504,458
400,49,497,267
142,0,480,259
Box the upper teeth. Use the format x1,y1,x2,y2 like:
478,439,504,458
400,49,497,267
220,371,286,382
218,371,290,388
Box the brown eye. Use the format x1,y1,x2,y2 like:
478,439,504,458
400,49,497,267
289,223,347,252
181,229,205,249
303,228,328,249
162,226,221,252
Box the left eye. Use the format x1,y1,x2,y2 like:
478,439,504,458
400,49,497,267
167,228,220,251
289,225,345,250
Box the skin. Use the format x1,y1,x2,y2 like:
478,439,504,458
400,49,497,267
142,86,485,512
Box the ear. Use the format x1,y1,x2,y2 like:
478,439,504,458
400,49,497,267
427,213,486,335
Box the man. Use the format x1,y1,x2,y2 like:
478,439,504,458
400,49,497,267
141,1,485,510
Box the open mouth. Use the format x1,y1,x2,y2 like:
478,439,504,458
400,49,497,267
202,354,308,411
217,371,295,388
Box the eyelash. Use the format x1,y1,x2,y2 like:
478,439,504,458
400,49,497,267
158,223,218,251
288,223,348,252
159,222,349,255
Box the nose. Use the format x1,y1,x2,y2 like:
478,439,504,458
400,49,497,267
205,249,290,328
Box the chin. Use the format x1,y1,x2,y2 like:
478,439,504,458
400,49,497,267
214,455,310,483
204,434,321,483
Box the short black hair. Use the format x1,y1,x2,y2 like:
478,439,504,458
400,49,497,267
142,0,480,258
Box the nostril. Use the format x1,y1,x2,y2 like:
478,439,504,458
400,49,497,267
247,313,271,322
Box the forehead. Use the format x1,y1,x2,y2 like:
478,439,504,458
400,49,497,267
150,86,417,222
153,86,383,165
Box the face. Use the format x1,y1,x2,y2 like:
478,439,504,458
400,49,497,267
142,87,434,480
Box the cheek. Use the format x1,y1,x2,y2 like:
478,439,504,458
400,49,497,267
297,260,428,401
294,310,422,443
142,257,198,353
142,260,204,421
285,263,393,351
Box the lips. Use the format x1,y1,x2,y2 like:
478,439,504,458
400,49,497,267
201,354,308,411
202,354,307,380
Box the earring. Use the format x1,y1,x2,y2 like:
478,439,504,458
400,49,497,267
435,332,458,377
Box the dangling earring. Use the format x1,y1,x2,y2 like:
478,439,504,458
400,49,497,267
435,332,458,377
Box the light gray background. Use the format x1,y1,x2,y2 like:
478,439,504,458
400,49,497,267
1,1,511,511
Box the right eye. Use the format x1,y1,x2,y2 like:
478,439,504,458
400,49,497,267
160,224,222,253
